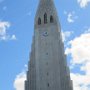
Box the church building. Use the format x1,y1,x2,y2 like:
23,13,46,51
25,0,73,90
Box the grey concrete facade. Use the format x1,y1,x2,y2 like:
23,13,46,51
25,0,73,90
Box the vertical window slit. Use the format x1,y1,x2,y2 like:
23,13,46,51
38,17,41,25
47,83,49,87
50,15,54,23
44,13,47,24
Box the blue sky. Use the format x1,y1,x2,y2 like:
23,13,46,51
0,0,90,90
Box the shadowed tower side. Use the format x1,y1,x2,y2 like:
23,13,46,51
25,0,73,90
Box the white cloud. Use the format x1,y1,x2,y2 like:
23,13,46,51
24,64,28,69
67,13,74,23
65,11,78,23
14,71,26,90
14,65,27,90
71,73,90,90
0,21,16,41
11,35,17,40
78,0,90,8
61,31,73,42
65,28,90,90
65,32,90,64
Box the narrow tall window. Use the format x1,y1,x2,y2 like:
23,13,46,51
38,17,41,25
44,13,47,24
50,15,53,23
47,83,49,87
46,52,48,55
47,72,49,76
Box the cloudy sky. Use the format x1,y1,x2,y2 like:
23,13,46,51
0,0,90,90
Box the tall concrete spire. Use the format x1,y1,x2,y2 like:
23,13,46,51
25,0,73,90
35,0,59,29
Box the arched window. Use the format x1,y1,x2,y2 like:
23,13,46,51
38,17,41,25
44,13,47,24
50,15,54,23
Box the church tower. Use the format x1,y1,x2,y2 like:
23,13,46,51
25,0,73,90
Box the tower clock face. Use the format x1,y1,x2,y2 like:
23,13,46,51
42,31,48,37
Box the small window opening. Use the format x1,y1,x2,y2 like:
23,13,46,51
46,52,48,55
50,15,54,23
38,18,41,25
44,13,47,24
46,62,48,65
47,83,49,87
47,72,49,76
